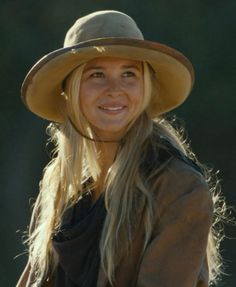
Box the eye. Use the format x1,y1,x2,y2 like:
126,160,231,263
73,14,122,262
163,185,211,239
89,71,105,78
123,71,136,78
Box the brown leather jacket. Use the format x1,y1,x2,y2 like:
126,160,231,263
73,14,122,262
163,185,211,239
17,155,213,287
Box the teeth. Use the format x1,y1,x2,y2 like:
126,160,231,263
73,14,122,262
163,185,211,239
100,106,124,111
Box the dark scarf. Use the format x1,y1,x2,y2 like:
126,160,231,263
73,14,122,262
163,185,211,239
52,192,106,287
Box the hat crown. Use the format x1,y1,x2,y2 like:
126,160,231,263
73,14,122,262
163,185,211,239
64,10,144,47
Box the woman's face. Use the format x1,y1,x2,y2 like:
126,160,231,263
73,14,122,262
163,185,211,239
79,57,144,140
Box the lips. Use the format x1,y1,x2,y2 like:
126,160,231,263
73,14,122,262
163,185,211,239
99,106,125,111
99,104,126,112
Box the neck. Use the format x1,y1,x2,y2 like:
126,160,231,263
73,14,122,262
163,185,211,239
92,141,119,202
97,141,119,165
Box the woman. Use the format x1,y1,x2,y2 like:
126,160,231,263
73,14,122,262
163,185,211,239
17,10,224,287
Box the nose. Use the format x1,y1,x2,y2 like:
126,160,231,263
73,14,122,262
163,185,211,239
106,78,122,97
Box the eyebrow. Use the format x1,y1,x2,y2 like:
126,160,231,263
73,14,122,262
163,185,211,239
122,65,142,71
83,64,142,73
83,66,103,72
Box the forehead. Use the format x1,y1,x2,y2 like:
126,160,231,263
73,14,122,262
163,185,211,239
84,57,143,70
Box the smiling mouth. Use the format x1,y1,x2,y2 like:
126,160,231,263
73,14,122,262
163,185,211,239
99,106,126,111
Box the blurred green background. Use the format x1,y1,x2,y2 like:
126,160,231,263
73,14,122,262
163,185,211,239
1,0,235,286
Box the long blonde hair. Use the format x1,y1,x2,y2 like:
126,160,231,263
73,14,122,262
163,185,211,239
26,61,225,286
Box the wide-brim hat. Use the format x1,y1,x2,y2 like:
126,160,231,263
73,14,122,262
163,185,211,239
21,10,194,123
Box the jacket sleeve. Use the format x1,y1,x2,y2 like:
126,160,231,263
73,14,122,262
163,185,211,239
136,158,213,287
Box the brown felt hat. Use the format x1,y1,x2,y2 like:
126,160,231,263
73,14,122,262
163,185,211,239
21,10,194,123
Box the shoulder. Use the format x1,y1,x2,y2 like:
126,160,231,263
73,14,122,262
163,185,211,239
140,133,212,206
150,154,209,193
162,154,207,187
149,155,213,224
161,155,208,192
141,134,213,217
142,135,207,190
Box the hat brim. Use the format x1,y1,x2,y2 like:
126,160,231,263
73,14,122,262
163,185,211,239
21,38,194,123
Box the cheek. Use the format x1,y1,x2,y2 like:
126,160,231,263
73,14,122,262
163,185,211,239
79,84,94,108
80,82,103,104
131,85,144,107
